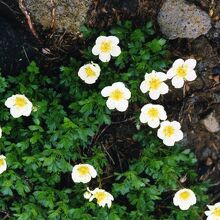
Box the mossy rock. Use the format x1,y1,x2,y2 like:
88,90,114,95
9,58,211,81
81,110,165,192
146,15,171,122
25,0,92,36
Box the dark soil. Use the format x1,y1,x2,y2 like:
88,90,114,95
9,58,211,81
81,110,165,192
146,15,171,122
0,1,38,74
0,0,220,203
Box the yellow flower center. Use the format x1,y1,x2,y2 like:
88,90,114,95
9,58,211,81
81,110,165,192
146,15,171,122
0,159,4,167
148,77,161,90
110,89,123,101
77,166,89,176
100,41,112,53
176,66,187,78
148,108,159,119
85,66,96,77
213,208,220,217
179,191,190,200
94,191,107,204
15,97,27,108
163,125,175,138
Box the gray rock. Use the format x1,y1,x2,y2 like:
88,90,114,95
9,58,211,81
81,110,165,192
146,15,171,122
157,0,212,39
215,21,220,29
25,0,92,36
202,112,220,133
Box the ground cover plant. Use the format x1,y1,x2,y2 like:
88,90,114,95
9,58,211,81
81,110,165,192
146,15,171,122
0,20,211,219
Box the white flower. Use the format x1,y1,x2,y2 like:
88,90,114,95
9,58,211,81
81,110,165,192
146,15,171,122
205,202,220,220
78,62,101,84
140,70,169,100
173,188,196,210
87,187,114,208
5,94,32,118
157,120,183,146
0,155,7,174
0,127,2,138
167,58,197,88
101,82,131,112
92,36,121,62
83,190,92,199
71,164,97,183
140,104,167,128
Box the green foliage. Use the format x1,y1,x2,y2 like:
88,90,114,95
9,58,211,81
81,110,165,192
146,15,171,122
0,21,208,219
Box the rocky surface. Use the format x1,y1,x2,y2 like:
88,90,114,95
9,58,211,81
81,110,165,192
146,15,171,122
157,0,212,39
24,0,92,36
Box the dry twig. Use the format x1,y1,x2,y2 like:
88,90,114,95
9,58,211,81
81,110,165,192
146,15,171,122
18,0,40,41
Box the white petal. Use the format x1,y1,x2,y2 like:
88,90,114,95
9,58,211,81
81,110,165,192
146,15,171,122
10,107,23,118
150,70,157,76
78,69,87,80
80,175,92,183
0,155,6,160
71,172,81,183
106,98,116,110
173,195,180,206
185,59,197,69
179,203,191,210
160,121,170,127
172,76,184,88
112,82,125,88
158,109,167,121
115,100,129,112
22,106,32,117
110,45,121,57
207,205,215,211
95,36,107,45
84,77,97,84
99,53,111,62
99,201,106,207
173,59,184,68
149,91,160,100
108,36,119,45
88,165,97,178
140,81,148,93
148,118,160,128
92,63,101,71
185,70,197,81
171,121,181,130
140,112,148,123
141,104,152,112
84,191,92,199
144,73,150,80
89,63,100,75
107,200,112,208
163,138,175,146
0,161,7,174
214,203,220,208
157,127,165,140
156,72,167,81
175,130,183,142
160,83,169,95
207,215,215,220
109,194,114,200
204,211,211,216
89,195,95,202
190,194,197,205
5,97,14,108
167,68,176,79
123,88,131,99
101,86,112,97
92,45,100,56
